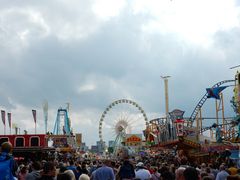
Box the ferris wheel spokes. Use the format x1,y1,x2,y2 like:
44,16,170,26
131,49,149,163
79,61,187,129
99,99,149,155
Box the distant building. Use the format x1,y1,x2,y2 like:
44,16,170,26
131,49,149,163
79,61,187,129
91,145,98,153
108,140,115,154
97,141,106,154
80,142,88,152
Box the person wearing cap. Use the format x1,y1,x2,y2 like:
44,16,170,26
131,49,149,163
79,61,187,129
135,162,151,180
0,142,18,180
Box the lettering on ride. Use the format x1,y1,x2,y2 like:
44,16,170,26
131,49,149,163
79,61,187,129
126,135,141,142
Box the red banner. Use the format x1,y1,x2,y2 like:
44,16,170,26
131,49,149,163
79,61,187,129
32,110,37,123
1,110,5,125
7,113,11,128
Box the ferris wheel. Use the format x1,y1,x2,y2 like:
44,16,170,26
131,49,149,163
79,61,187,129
99,99,148,154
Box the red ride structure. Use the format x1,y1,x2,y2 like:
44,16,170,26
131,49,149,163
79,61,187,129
0,134,54,160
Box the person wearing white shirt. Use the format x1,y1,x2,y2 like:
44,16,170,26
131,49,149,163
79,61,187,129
135,162,151,180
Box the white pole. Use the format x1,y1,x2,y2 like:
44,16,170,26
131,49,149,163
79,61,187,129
161,76,171,119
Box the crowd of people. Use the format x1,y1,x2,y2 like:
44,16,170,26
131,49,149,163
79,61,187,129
1,142,240,180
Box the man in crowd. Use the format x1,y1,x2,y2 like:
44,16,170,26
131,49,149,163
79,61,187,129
216,164,229,180
135,162,151,180
91,160,115,180
25,161,42,180
0,142,18,180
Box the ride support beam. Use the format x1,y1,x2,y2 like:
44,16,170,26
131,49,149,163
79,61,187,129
220,93,226,139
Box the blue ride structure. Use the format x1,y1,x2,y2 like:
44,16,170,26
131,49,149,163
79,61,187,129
53,107,71,135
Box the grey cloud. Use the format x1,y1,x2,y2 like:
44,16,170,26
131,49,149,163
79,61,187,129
0,1,239,145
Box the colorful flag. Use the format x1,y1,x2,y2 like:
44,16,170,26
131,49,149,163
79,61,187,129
206,86,228,99
7,113,11,128
32,110,37,123
1,110,5,125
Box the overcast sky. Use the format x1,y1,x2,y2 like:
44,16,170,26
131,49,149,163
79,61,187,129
0,0,239,146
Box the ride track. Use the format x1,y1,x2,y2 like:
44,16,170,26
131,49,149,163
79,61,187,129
188,79,235,126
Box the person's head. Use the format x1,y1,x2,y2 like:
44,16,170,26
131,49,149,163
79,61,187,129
219,164,226,171
42,160,47,165
59,166,68,173
42,162,56,176
183,167,199,180
79,174,90,180
229,162,236,168
206,167,211,173
58,162,65,168
123,159,130,166
76,166,81,172
64,170,75,180
69,160,74,166
153,167,158,173
102,159,111,166
161,171,175,180
1,142,12,153
110,161,116,168
202,176,214,180
136,162,144,169
200,172,208,179
201,163,206,169
170,164,176,173
31,161,42,171
57,173,72,180
20,166,28,174
175,167,186,180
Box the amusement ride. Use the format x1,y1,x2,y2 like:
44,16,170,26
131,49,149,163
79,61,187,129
147,70,240,160
99,99,148,156
0,68,239,161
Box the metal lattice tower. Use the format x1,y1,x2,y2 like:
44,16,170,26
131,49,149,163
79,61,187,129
53,108,71,135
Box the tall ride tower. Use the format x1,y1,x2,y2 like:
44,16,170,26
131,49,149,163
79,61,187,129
53,107,71,135
43,100,48,134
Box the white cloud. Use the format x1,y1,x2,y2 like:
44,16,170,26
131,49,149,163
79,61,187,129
134,0,240,46
92,0,126,21
0,7,50,55
78,84,96,93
